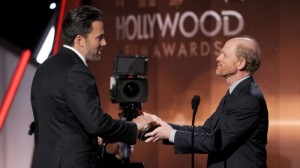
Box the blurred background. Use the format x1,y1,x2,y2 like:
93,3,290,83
1,0,300,167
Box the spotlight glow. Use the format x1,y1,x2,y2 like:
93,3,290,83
49,3,56,10
36,26,55,64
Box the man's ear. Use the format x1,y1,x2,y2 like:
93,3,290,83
74,35,85,47
237,58,246,70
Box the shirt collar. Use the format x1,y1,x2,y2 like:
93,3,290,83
63,45,88,67
228,75,250,94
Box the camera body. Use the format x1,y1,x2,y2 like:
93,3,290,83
110,55,148,103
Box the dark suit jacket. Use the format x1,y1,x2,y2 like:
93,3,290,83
31,47,137,168
171,76,268,168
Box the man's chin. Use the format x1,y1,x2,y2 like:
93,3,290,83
215,70,222,76
216,72,226,77
92,55,101,62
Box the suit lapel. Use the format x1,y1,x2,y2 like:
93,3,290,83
211,95,227,130
211,76,255,130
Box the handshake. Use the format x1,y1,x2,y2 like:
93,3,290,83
132,112,174,143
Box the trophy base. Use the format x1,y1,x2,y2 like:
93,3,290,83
138,121,160,141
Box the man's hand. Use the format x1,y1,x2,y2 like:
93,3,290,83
144,119,173,142
142,112,163,123
132,113,153,131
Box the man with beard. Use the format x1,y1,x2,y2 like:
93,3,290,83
144,36,269,168
30,5,151,168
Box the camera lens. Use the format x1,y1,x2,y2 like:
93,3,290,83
122,81,140,98
114,78,147,103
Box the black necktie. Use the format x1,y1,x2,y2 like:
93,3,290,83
223,90,230,106
225,90,230,100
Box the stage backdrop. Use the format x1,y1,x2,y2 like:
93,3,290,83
84,0,300,167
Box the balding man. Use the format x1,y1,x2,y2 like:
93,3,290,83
145,36,269,168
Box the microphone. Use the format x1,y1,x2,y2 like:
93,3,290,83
191,95,200,168
191,95,200,115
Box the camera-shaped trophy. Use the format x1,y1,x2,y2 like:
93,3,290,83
110,51,149,120
109,50,159,164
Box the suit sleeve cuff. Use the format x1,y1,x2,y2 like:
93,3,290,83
168,130,176,143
